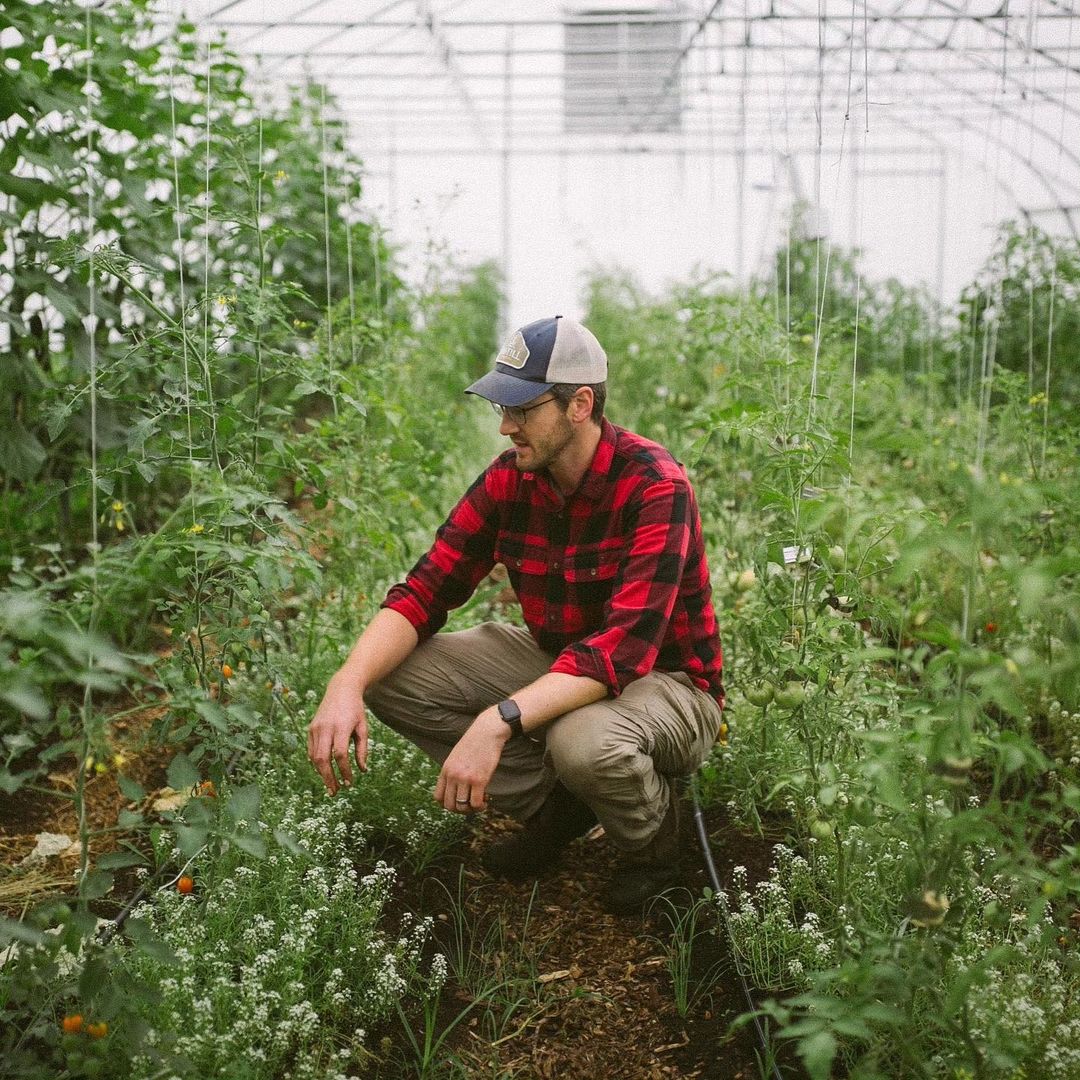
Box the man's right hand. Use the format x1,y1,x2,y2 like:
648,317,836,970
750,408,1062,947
307,675,368,795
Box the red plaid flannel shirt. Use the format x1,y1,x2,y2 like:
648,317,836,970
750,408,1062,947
382,419,724,706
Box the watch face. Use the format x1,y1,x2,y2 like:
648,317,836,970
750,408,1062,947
498,699,521,722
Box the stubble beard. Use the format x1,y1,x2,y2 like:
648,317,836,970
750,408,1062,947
513,415,574,474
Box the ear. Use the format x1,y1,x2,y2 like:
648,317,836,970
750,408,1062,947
569,386,594,423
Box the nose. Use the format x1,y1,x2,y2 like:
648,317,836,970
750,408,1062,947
499,413,520,438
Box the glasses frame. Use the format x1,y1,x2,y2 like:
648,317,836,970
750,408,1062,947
490,396,558,426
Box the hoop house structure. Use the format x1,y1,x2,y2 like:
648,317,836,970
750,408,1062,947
2,2,1080,1078
196,0,1080,321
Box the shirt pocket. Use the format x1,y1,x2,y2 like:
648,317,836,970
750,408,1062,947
564,540,625,585
493,534,550,577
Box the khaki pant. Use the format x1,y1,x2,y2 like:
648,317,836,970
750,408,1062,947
365,622,724,852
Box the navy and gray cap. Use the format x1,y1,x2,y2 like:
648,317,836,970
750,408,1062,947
465,315,608,407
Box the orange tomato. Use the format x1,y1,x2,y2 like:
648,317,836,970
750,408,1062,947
86,1022,108,1038
221,664,234,679
178,876,194,895
62,1015,83,1034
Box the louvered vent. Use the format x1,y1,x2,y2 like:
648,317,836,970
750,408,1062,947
564,10,684,134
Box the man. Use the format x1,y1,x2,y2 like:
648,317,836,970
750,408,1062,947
308,315,724,914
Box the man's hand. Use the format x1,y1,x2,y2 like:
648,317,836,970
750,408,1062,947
308,675,368,795
434,709,511,813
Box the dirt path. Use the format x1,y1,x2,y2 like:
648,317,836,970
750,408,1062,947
401,805,791,1080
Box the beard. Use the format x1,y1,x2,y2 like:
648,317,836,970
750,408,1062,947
511,413,574,474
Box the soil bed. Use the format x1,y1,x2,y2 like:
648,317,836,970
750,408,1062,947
392,802,803,1080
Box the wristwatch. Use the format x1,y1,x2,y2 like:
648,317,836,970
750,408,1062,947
496,698,524,739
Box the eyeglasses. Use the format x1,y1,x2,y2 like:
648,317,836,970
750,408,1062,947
490,397,558,425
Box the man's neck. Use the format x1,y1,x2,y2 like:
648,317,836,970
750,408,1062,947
548,422,603,496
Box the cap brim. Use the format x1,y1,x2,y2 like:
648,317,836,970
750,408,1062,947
464,369,555,407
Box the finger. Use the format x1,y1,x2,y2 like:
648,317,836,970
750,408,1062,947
445,782,467,813
434,771,446,805
312,734,337,795
333,740,354,788
314,756,338,796
354,722,368,773
469,781,486,812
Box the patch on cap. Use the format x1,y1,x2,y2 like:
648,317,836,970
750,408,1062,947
497,330,530,370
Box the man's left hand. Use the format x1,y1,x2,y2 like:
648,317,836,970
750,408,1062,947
434,709,511,813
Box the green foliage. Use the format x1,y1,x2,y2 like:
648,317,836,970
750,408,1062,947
955,222,1080,405
1,6,501,1076
0,0,395,557
585,252,1080,1078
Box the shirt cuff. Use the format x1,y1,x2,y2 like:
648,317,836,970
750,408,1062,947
550,645,621,697
380,588,442,641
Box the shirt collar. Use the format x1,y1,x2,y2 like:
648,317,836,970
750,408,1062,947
528,418,617,511
576,417,618,503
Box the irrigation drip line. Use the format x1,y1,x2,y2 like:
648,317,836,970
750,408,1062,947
690,775,786,1080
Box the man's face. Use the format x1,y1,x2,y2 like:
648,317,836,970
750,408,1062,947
499,394,574,473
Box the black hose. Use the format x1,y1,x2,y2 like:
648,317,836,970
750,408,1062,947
690,775,786,1080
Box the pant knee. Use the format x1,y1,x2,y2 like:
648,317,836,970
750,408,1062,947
548,718,643,795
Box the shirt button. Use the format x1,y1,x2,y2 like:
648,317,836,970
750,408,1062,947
590,568,597,576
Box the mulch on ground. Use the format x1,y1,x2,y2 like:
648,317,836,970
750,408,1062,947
0,702,172,917
401,803,795,1080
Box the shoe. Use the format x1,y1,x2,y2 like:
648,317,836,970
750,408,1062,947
603,788,682,915
480,782,597,879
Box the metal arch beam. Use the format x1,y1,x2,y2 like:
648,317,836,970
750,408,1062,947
855,1,1080,204
249,0,415,74
927,0,1080,79
207,0,247,16
879,0,1080,124
414,0,492,149
252,41,1080,57
233,0,380,51
739,2,1073,241
777,0,1080,176
755,0,1080,126
773,1,1080,241
209,12,1077,29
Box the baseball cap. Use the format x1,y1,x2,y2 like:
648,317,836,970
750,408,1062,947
464,315,608,407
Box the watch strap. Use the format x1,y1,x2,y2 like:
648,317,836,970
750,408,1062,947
497,698,524,739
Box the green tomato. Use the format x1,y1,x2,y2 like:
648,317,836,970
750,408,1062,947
744,683,775,707
774,682,806,709
809,818,835,841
